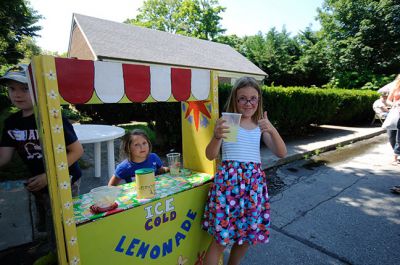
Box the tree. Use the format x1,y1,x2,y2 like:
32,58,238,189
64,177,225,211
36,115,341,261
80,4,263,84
126,0,226,40
318,0,400,88
292,28,331,87
241,28,302,86
214,34,244,51
0,0,42,65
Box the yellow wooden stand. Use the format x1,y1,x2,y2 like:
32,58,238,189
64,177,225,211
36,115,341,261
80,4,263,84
28,55,220,264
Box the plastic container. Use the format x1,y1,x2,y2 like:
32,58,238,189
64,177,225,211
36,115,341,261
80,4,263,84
90,186,121,208
135,168,156,199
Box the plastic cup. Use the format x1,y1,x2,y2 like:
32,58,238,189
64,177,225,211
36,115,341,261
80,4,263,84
167,152,181,177
221,112,242,142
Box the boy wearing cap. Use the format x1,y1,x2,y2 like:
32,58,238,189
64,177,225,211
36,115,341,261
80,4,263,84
0,64,84,264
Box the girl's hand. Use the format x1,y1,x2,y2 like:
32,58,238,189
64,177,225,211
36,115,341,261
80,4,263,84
213,118,229,140
258,111,274,134
26,173,47,192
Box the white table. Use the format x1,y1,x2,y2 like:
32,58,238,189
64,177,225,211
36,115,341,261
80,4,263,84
73,124,125,178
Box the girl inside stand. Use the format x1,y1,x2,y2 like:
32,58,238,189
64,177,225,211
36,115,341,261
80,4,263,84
202,77,287,265
108,129,168,186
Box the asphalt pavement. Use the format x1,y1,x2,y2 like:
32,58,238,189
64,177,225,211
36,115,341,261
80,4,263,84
239,128,400,265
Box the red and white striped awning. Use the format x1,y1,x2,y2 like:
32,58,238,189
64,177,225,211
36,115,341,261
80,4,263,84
54,58,210,104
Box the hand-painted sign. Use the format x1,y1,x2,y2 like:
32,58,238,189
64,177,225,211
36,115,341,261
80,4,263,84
76,183,211,265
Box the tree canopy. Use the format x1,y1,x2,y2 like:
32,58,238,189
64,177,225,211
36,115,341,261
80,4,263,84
0,0,42,65
126,0,226,40
317,0,400,88
217,0,399,89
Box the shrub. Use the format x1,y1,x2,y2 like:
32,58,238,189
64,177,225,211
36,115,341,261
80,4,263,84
74,84,378,145
61,105,93,123
76,102,181,154
0,88,11,113
219,84,378,136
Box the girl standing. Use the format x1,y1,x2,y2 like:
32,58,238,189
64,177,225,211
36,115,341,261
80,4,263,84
202,77,287,265
108,129,168,186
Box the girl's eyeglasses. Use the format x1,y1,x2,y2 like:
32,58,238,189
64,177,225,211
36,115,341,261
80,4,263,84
237,96,258,105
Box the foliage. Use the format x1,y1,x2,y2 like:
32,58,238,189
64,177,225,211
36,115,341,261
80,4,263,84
75,102,182,153
41,50,68,57
292,28,331,87
61,105,92,123
126,0,226,40
240,28,302,86
229,27,331,87
0,88,11,113
218,84,377,135
0,0,42,65
0,106,15,137
215,1,399,89
214,34,245,52
318,0,400,88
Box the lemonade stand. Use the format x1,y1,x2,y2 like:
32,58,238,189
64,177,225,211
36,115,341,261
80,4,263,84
27,55,234,265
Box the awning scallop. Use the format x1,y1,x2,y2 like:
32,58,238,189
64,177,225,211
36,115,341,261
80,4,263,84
54,58,210,104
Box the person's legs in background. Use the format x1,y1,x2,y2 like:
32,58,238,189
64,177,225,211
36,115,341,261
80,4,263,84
389,119,400,195
387,129,398,163
394,118,400,158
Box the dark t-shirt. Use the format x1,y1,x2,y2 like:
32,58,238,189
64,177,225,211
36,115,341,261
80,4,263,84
0,111,82,183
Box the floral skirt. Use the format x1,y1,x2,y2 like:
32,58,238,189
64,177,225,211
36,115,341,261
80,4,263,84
202,160,270,246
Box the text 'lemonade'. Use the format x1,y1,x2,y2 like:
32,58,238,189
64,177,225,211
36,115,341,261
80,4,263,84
222,112,242,142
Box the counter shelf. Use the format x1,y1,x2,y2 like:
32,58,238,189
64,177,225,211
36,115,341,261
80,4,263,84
73,172,213,225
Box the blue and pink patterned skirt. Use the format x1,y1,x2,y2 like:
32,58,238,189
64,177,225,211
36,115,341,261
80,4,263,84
202,160,270,246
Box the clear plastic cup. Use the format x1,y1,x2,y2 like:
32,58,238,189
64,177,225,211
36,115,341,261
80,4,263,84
167,152,181,177
221,112,242,142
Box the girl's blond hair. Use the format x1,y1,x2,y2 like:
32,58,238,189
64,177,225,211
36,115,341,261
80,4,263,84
224,76,264,122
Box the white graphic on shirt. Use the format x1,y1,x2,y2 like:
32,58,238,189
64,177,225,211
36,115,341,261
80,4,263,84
10,130,26,141
25,142,42,159
8,129,39,141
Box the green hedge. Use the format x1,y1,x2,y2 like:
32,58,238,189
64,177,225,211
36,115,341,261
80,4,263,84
269,86,377,132
75,102,181,154
74,85,378,143
219,85,378,135
0,88,11,113
0,84,379,162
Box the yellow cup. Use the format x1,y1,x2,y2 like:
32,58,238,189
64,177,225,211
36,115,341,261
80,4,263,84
221,112,242,142
135,168,155,199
